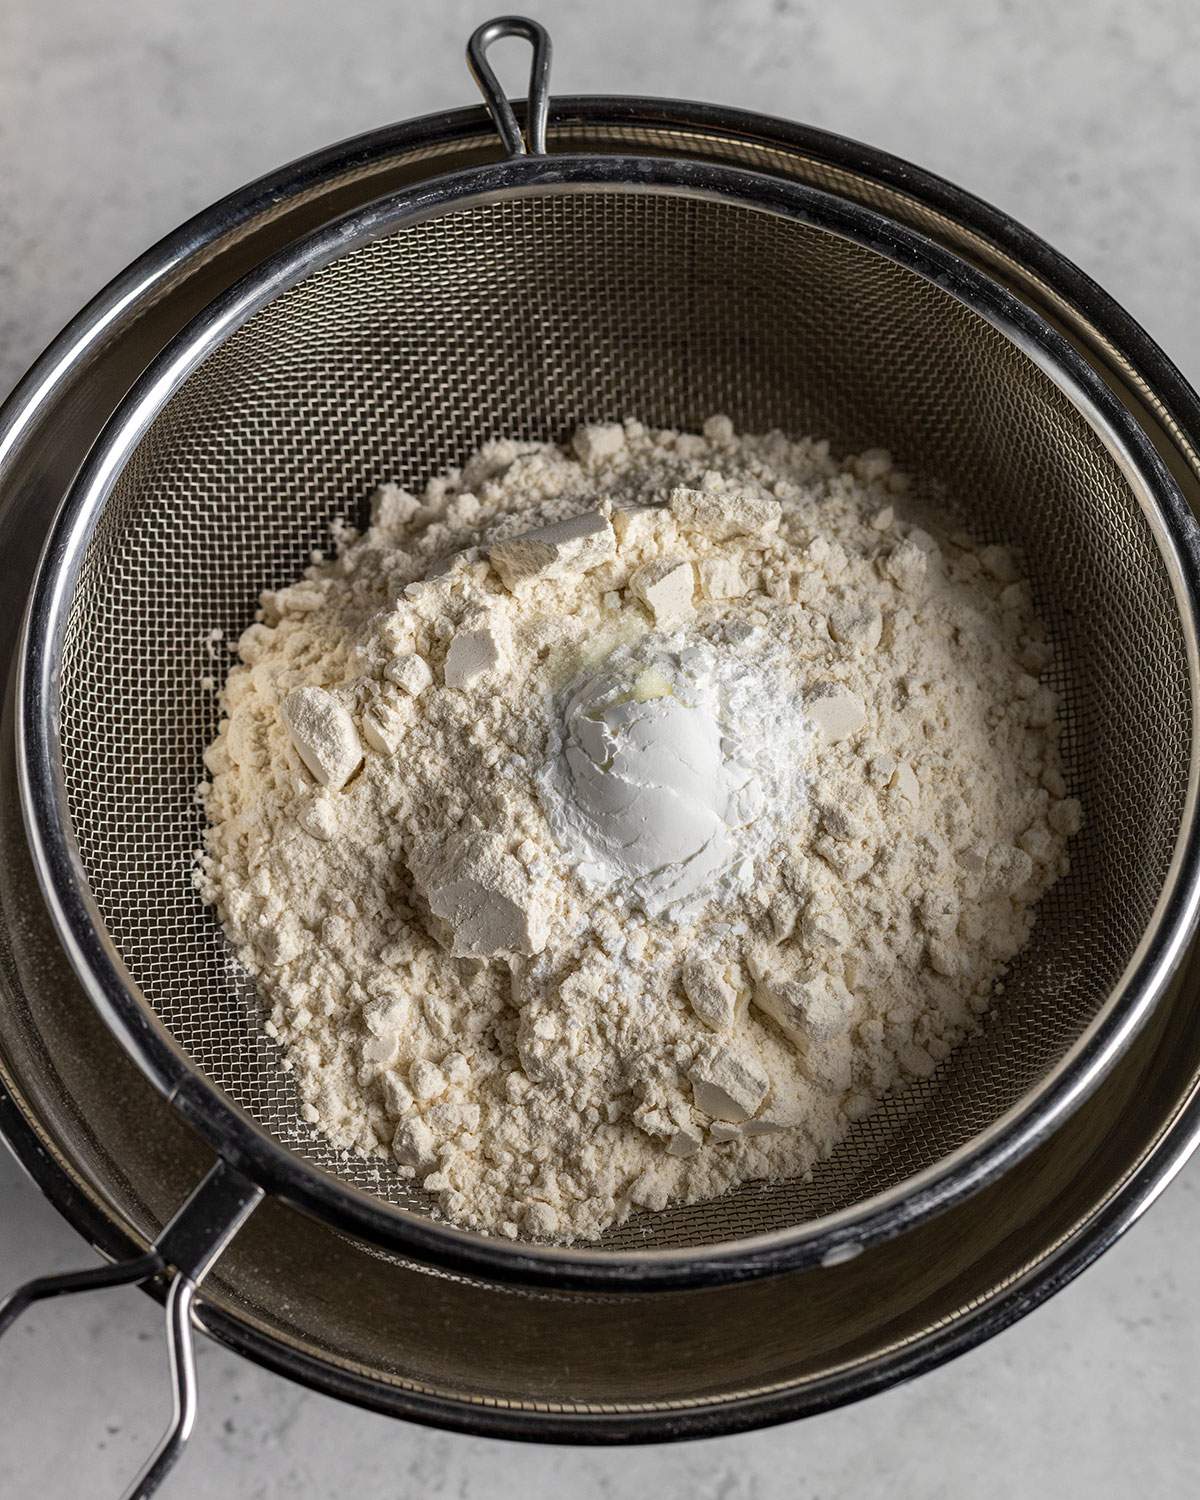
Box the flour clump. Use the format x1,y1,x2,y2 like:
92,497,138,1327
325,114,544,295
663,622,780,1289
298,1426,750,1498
197,418,1079,1243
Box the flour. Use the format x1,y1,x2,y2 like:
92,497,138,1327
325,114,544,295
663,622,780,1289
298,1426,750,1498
196,416,1080,1243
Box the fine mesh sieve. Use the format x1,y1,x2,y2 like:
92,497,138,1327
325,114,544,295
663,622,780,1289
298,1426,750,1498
17,21,1200,1287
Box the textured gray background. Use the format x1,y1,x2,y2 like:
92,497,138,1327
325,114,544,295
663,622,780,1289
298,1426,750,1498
2,0,1199,1495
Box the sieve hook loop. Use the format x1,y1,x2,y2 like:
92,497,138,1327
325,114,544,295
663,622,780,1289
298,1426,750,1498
467,15,552,157
0,1159,261,1499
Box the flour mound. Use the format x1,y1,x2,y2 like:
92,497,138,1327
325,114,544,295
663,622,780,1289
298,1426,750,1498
197,417,1079,1243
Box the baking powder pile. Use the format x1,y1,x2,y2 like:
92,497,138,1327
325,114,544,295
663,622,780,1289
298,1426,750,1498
196,417,1080,1243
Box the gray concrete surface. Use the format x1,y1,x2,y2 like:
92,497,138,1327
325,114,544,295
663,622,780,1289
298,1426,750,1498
2,0,1199,1495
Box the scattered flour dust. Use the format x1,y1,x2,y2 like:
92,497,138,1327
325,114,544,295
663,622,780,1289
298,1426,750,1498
196,416,1081,1244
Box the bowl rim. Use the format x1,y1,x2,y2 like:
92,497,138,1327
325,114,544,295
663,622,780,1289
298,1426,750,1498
13,112,1200,1293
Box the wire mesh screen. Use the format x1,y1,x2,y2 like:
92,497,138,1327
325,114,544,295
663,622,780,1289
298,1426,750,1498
55,186,1191,1251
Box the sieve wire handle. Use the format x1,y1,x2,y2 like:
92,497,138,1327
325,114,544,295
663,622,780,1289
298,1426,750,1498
0,1158,262,1500
466,15,552,157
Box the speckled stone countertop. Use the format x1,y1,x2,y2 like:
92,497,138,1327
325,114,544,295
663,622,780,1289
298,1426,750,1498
2,1,1198,1495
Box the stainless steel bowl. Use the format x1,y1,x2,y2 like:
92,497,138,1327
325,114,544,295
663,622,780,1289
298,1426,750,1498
2,14,1200,1493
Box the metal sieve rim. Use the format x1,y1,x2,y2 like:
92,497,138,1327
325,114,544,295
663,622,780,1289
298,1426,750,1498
18,150,1200,1291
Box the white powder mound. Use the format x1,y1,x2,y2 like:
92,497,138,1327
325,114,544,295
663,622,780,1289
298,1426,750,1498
196,416,1081,1243
540,633,811,917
